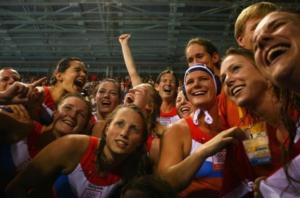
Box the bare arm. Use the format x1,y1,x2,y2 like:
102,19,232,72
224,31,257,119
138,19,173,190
5,135,90,197
157,122,244,192
118,34,142,86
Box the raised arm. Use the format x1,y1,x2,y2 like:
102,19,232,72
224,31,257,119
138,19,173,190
157,123,244,192
5,135,90,197
118,34,142,86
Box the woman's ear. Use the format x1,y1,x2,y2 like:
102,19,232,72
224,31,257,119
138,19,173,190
55,72,63,83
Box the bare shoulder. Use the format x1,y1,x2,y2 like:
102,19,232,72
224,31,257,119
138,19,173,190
164,118,189,138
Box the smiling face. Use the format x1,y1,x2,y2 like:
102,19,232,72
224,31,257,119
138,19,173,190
253,11,300,93
185,70,217,110
104,107,145,156
56,60,87,93
155,73,177,101
124,84,151,113
176,90,193,118
53,96,89,137
221,54,269,107
96,81,120,118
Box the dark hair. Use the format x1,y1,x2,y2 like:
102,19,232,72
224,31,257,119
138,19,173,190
185,37,220,69
50,57,87,85
121,175,176,198
96,104,151,181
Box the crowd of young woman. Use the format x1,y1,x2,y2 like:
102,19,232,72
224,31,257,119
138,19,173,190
1,1,300,197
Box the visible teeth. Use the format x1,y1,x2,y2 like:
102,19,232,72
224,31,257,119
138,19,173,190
231,86,243,96
63,120,75,127
267,45,289,64
181,107,190,112
193,90,205,96
116,140,127,147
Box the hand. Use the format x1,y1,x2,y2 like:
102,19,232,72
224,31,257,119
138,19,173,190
0,77,46,104
118,33,131,45
254,176,266,198
199,127,246,158
0,104,32,125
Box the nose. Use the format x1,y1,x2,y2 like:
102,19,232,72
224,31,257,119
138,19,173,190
120,127,129,138
256,32,272,50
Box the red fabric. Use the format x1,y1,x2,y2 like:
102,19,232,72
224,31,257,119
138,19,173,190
43,86,56,111
160,106,177,117
80,137,121,185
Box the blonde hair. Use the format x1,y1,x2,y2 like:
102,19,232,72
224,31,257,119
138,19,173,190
234,2,278,40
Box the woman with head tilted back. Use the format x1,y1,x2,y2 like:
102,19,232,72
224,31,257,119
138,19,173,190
220,47,300,197
36,57,88,124
6,104,149,198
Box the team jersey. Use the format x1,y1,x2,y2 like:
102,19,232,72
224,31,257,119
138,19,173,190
54,136,122,198
179,116,225,197
157,107,180,126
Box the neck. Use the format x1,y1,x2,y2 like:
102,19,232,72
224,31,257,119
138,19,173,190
196,102,221,135
50,84,68,104
160,100,175,113
249,88,281,126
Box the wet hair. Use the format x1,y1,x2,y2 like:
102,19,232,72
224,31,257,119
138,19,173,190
185,37,220,69
143,83,162,135
94,78,122,101
121,175,176,198
155,69,179,88
96,104,151,181
234,2,278,40
57,93,92,128
50,57,87,85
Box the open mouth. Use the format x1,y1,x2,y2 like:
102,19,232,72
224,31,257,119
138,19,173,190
124,95,134,104
191,90,206,96
74,79,85,88
163,86,172,93
101,100,111,106
180,106,191,114
62,119,75,127
266,44,290,65
231,85,244,96
115,139,128,149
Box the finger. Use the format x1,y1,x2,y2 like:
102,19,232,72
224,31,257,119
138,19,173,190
31,77,47,87
18,104,30,119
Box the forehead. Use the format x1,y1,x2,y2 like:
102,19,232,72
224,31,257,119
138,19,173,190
186,70,210,79
66,60,87,70
186,43,206,54
99,81,118,89
160,73,175,80
60,96,87,108
256,11,295,32
113,108,143,124
0,69,19,77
